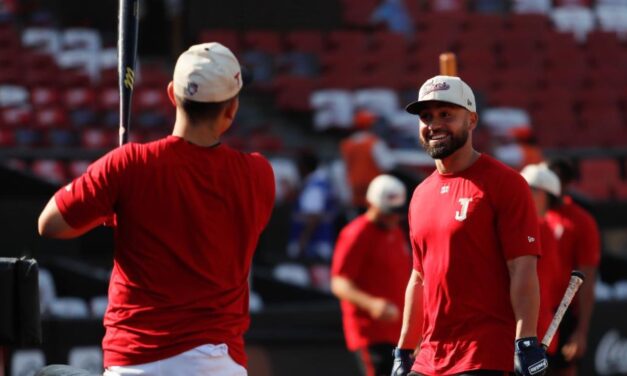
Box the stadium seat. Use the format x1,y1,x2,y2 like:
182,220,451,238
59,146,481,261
353,88,400,119
67,160,91,178
21,26,61,55
512,0,552,14
426,0,468,12
551,6,596,42
507,13,551,33
0,128,15,146
1,106,32,127
197,29,240,54
486,87,535,109
310,89,353,129
10,349,46,376
31,86,61,108
577,158,622,199
284,30,326,55
595,4,627,37
31,159,67,184
339,0,378,27
62,28,101,52
326,30,369,52
274,75,320,112
576,86,621,108
63,86,98,127
493,67,542,90
465,13,506,33
0,84,29,107
243,30,283,54
47,128,77,147
68,346,103,374
33,106,68,129
81,128,115,149
56,48,100,83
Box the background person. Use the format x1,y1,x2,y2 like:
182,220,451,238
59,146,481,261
36,42,275,376
520,163,563,358
331,174,412,376
545,158,601,376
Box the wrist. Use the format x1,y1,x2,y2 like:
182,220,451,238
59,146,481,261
515,337,540,351
393,348,413,357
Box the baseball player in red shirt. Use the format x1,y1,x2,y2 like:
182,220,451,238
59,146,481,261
545,158,601,376
331,174,413,376
520,163,563,357
36,43,275,376
392,75,548,376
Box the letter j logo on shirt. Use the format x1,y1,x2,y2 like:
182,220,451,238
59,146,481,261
455,198,472,221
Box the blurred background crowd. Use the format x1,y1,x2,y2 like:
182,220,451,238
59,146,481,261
1,0,627,375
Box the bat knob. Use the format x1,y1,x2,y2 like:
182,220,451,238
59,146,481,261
571,270,585,281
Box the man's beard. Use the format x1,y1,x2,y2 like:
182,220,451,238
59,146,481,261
420,123,469,159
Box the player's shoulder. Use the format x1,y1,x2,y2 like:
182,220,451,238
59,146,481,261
480,154,528,186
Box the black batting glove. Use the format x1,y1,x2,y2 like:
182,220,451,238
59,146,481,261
514,337,548,376
391,348,414,376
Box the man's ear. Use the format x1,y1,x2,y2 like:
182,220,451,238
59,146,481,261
167,81,176,106
468,111,479,130
224,97,239,121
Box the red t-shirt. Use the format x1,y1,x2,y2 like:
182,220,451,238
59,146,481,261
408,154,541,375
545,196,601,305
54,136,275,368
331,214,412,350
536,218,561,355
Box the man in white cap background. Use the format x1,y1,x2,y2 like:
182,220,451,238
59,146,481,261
520,163,563,363
331,174,413,376
392,76,548,376
36,43,275,376
544,158,601,376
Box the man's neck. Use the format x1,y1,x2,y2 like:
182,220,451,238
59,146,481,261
172,118,221,147
435,146,480,175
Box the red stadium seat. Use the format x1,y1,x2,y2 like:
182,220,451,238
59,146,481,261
81,128,115,149
67,160,91,179
31,159,67,184
339,0,378,27
326,30,369,52
493,67,542,90
33,107,69,129
284,31,326,54
197,29,240,54
465,13,506,33
243,31,283,54
274,75,319,112
507,14,551,34
576,158,622,200
63,87,97,110
31,86,61,108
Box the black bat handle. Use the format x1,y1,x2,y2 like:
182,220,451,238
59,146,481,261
118,0,139,146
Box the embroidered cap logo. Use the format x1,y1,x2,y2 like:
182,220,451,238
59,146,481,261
421,81,450,98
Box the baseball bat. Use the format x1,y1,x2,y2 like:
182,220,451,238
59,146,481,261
118,0,140,146
439,52,457,76
541,270,585,349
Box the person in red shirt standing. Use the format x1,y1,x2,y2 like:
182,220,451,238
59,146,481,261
520,163,563,357
545,158,601,376
332,174,412,376
36,42,275,376
392,75,548,376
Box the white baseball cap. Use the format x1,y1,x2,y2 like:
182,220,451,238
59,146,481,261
520,163,561,197
366,175,406,213
406,75,476,114
173,42,242,103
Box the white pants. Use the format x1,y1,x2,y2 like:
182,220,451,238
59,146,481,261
103,344,247,376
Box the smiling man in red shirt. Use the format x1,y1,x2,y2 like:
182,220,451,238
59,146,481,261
392,76,547,376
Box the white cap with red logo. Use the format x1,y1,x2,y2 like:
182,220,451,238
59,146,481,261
173,42,242,103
